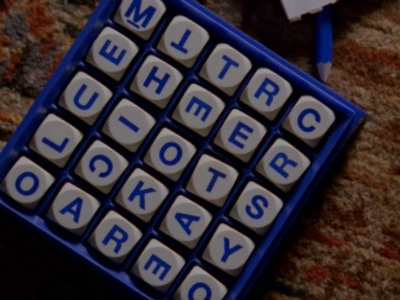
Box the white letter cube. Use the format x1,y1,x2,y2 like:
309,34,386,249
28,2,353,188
187,155,238,207
114,0,166,40
230,181,283,234
131,55,183,108
173,84,225,137
158,16,209,67
47,183,100,235
116,168,169,222
282,96,335,147
175,266,227,300
214,109,266,162
89,210,142,264
102,99,156,152
160,195,212,249
144,128,196,181
202,224,254,276
256,138,310,192
75,140,129,194
59,72,112,125
2,157,54,209
30,114,83,167
200,44,252,96
240,68,293,120
87,27,139,80
132,239,185,292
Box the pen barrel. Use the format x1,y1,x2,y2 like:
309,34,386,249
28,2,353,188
316,6,333,64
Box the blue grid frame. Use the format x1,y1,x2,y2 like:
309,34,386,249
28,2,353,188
0,0,365,299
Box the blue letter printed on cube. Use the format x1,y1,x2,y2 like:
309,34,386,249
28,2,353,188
74,84,99,110
254,78,280,106
124,0,156,29
185,96,213,122
128,180,156,210
159,141,182,166
15,171,39,196
246,194,268,220
144,254,171,280
175,212,201,235
221,237,242,263
269,152,298,179
99,40,127,66
188,282,212,300
143,66,171,95
118,115,139,133
228,121,254,149
60,197,83,223
170,29,192,54
297,108,321,133
102,224,128,254
206,167,226,193
89,154,113,178
218,55,239,80
42,136,70,154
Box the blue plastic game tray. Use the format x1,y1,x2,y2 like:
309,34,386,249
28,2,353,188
0,0,365,299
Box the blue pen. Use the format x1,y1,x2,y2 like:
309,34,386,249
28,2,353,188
316,5,333,83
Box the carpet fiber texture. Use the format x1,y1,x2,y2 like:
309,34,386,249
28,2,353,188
0,0,399,299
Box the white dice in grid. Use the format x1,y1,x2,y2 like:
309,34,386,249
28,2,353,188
30,114,83,167
102,99,156,152
87,27,139,80
158,16,210,67
160,196,212,249
145,128,196,181
230,181,283,234
173,84,225,137
89,211,142,264
282,96,336,147
47,183,100,235
60,72,112,125
75,140,129,194
116,168,169,222
256,139,310,192
215,109,267,162
114,0,166,40
175,266,227,300
241,68,293,120
2,157,54,209
187,154,238,207
132,239,185,292
203,224,254,276
131,55,183,108
200,44,252,96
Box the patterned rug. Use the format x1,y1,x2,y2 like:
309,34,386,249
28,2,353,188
0,0,400,299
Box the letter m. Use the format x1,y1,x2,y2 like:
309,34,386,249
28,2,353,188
124,0,157,29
